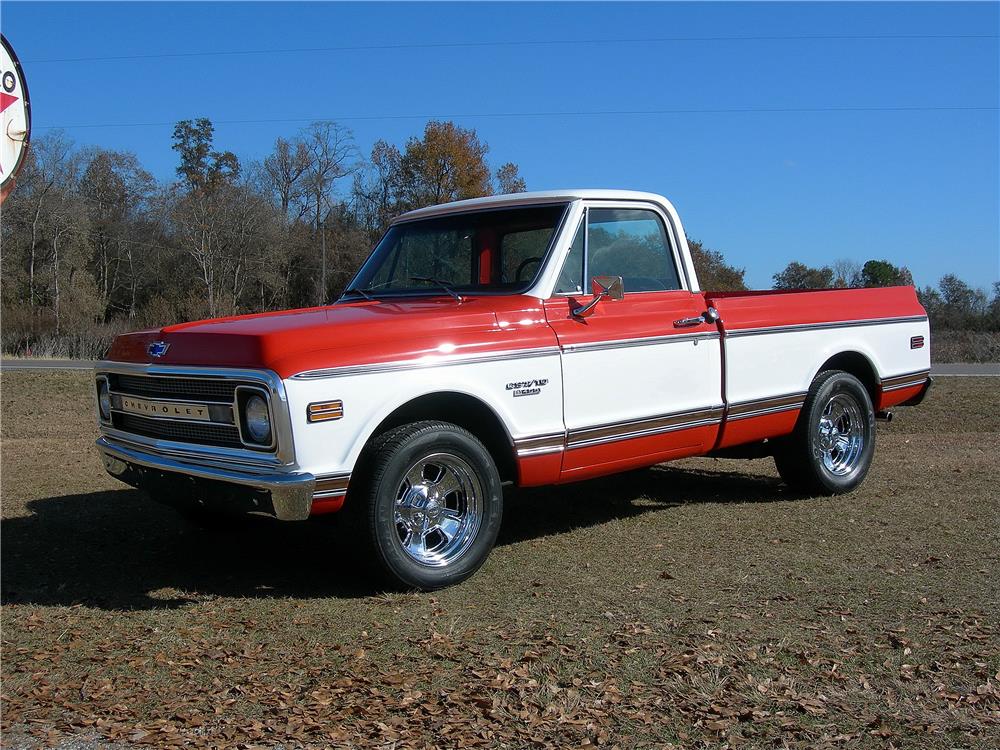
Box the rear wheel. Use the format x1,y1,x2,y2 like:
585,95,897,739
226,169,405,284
348,421,503,590
774,370,875,495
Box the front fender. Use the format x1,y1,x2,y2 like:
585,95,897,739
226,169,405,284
282,353,564,479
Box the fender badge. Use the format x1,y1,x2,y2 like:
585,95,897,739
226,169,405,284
507,378,548,398
148,341,170,358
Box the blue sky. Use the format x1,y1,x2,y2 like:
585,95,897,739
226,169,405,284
3,1,998,290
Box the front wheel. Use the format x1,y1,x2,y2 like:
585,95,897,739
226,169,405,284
774,370,876,495
349,421,503,590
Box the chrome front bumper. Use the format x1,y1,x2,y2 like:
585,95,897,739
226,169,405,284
97,436,316,521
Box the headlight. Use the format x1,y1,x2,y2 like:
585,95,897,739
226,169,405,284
244,395,271,444
97,379,112,421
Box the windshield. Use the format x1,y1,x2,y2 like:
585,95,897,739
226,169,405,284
346,204,568,297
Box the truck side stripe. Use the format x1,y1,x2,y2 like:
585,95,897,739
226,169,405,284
291,345,561,380
724,314,927,338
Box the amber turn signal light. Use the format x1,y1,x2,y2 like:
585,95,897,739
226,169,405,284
307,400,344,423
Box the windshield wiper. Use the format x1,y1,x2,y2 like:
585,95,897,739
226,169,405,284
339,287,374,301
338,280,401,302
409,276,464,303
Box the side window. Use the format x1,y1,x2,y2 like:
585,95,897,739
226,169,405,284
554,221,585,294
587,208,682,292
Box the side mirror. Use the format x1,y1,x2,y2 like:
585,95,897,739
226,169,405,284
572,275,624,318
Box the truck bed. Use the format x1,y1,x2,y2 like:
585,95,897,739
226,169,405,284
705,285,930,449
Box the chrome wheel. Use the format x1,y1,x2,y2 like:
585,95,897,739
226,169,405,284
816,393,865,476
393,452,483,567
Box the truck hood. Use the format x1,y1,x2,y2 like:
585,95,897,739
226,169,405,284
105,297,557,379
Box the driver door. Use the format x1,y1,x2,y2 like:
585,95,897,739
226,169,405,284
543,204,724,481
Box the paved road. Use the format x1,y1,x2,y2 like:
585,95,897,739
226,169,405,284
1,359,998,375
929,363,1000,376
0,359,95,370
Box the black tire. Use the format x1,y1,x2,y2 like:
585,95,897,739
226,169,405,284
347,421,503,590
773,370,876,495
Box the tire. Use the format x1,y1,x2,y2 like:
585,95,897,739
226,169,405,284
347,421,503,590
773,370,876,495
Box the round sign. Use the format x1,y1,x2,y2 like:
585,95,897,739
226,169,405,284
1,34,31,191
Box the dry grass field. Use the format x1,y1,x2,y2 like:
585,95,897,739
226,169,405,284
1,371,998,749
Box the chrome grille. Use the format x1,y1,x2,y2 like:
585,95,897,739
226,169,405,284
111,374,237,402
117,414,244,448
104,372,271,452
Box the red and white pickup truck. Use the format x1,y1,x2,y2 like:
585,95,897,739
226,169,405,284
95,190,931,589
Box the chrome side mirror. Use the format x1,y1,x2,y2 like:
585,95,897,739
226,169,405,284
572,276,624,318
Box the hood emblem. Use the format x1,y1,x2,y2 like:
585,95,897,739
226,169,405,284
148,341,170,358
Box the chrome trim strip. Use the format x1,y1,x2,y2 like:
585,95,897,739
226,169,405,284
728,402,805,421
516,445,564,457
514,390,807,456
291,330,721,379
566,405,725,450
882,381,926,393
95,374,112,426
513,432,566,457
100,428,286,470
880,368,931,392
291,346,561,380
313,472,351,499
725,315,928,339
233,384,278,451
727,392,807,421
881,378,930,392
880,368,931,387
97,436,315,521
95,361,296,466
561,331,720,354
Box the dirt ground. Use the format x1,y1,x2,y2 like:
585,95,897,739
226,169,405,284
1,371,997,749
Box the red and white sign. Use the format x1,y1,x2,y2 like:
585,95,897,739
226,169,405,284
1,34,31,191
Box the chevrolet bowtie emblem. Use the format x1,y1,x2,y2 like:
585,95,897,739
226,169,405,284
147,341,170,358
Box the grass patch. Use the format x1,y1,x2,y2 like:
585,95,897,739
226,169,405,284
2,371,998,748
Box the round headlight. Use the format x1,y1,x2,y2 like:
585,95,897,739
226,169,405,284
244,395,271,444
98,379,112,421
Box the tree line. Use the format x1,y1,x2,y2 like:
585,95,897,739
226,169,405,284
772,259,1000,333
0,117,994,358
0,117,745,356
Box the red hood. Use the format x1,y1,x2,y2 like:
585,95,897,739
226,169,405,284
105,296,559,379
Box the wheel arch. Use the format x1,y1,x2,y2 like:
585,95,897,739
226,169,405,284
816,350,880,404
357,391,518,483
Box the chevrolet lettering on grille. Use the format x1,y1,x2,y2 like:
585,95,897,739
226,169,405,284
119,396,211,421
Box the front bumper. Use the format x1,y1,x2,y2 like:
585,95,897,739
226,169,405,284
97,436,316,520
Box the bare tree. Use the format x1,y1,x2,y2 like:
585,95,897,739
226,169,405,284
81,150,155,318
263,137,310,218
351,139,403,241
300,121,358,232
831,258,862,288
8,133,81,309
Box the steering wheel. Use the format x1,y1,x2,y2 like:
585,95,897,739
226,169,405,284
515,256,543,282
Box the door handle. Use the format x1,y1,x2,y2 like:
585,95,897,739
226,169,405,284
673,307,720,328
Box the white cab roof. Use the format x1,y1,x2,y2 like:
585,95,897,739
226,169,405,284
393,189,676,222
